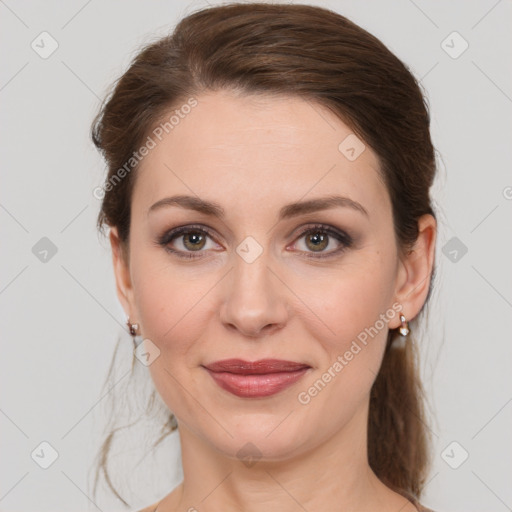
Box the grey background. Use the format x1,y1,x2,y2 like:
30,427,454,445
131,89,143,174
1,0,511,511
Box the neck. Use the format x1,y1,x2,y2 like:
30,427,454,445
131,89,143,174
160,400,412,512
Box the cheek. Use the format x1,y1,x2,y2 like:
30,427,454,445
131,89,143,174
132,264,210,352
296,251,397,356
131,261,214,419
293,259,397,430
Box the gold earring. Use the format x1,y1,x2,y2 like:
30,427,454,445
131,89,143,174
398,314,410,337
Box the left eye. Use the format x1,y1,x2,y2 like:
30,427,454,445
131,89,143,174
290,224,353,258
158,223,352,259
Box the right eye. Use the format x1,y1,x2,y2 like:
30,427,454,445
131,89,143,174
157,224,221,259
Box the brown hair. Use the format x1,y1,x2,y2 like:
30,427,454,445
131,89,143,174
91,2,436,505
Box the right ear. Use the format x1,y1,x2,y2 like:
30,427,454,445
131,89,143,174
109,227,136,320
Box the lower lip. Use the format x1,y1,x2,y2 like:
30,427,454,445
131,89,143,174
204,367,310,398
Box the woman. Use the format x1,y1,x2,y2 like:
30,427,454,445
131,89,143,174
91,3,438,511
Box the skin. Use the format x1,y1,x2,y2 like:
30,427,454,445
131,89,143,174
110,89,436,512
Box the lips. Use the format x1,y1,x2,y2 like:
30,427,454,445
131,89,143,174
204,358,310,374
203,359,311,398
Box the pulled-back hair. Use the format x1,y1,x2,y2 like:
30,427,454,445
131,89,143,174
91,2,436,505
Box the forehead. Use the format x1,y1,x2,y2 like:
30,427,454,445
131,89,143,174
133,90,389,219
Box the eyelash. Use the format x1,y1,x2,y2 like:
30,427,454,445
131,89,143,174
156,223,353,260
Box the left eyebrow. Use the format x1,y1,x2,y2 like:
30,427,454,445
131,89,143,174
278,195,369,219
147,194,369,219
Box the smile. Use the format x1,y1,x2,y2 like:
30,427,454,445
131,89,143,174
202,359,311,398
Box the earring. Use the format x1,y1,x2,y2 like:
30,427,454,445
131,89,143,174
398,314,410,337
127,318,139,337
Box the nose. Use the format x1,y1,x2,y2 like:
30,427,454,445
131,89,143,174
219,253,290,338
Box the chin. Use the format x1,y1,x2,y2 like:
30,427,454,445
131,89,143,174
203,417,310,463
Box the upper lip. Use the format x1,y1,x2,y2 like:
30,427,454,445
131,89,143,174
203,359,310,374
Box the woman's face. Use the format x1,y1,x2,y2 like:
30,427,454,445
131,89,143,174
111,89,430,460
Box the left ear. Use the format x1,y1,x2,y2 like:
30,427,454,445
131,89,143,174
391,214,437,327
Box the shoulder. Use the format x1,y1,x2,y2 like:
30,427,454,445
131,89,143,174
411,498,438,512
417,505,437,512
135,502,159,512
394,488,437,512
